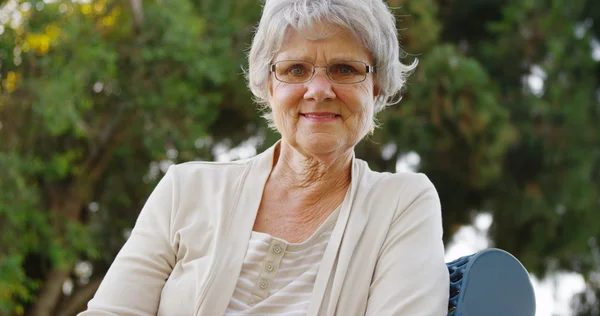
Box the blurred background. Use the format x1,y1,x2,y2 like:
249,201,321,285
0,0,599,315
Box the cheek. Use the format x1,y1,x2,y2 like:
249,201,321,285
349,87,375,134
272,83,303,111
338,85,374,118
345,82,372,107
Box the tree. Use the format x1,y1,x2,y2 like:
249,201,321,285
385,0,600,313
0,0,261,314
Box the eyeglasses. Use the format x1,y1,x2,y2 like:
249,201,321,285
270,60,376,84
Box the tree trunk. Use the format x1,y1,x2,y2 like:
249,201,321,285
129,0,143,33
28,268,71,316
55,278,103,316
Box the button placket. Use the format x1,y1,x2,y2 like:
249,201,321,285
265,261,275,272
259,279,269,289
251,239,288,300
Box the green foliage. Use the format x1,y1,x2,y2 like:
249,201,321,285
0,152,47,312
0,0,262,313
0,255,39,315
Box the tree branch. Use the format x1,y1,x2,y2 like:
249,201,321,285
28,268,71,316
55,277,103,316
129,0,143,33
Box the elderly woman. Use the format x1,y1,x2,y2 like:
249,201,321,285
82,0,448,315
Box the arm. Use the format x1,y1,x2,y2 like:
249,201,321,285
80,166,179,315
365,175,449,316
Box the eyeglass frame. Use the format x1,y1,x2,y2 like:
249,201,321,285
269,60,376,84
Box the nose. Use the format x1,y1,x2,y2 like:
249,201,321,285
303,69,336,103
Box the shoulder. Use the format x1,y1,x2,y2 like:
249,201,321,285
170,157,254,182
155,156,260,206
376,170,434,191
357,160,439,220
357,159,436,198
174,155,254,171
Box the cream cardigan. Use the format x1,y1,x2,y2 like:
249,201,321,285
81,143,449,316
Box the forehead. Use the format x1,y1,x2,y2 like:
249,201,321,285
274,24,372,63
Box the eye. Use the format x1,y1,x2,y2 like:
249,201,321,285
340,65,355,74
330,63,358,75
288,64,307,76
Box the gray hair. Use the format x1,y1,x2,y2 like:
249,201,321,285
247,0,417,125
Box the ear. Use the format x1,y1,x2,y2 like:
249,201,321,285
373,83,381,100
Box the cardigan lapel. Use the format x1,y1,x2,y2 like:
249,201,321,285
194,142,371,316
195,143,276,315
307,156,369,315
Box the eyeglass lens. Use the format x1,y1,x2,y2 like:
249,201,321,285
273,60,369,84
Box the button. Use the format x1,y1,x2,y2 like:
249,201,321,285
273,244,282,254
259,279,268,289
265,262,274,272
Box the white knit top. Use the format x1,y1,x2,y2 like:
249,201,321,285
224,207,340,315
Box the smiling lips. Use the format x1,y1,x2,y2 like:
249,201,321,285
301,112,340,122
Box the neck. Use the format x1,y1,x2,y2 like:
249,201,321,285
269,140,352,203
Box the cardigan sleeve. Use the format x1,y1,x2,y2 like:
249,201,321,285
365,174,449,316
80,166,179,316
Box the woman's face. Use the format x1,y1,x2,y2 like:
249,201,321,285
269,25,379,159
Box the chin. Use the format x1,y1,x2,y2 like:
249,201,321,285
298,134,346,157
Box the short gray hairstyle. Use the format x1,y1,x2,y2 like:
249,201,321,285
247,0,417,124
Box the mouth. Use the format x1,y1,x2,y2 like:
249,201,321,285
300,112,341,119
